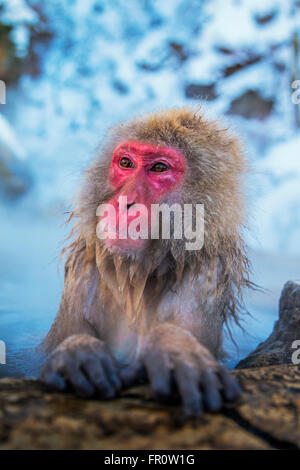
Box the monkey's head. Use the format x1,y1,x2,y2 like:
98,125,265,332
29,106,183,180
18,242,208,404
77,107,247,271
100,139,185,253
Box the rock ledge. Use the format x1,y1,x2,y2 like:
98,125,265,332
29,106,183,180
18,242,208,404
1,364,300,450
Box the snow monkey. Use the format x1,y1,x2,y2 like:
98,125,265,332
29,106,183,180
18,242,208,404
40,108,251,416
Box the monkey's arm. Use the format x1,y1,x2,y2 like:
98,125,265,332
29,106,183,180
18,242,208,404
39,243,121,398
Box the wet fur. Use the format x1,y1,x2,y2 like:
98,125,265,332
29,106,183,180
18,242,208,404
42,107,251,365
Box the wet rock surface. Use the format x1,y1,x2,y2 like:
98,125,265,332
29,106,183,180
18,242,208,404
0,364,300,450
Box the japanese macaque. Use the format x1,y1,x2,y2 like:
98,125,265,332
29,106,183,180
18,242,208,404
40,107,251,416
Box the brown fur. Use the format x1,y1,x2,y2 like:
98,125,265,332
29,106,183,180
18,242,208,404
42,107,251,363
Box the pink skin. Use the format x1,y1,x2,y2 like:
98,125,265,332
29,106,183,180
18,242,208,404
100,141,186,252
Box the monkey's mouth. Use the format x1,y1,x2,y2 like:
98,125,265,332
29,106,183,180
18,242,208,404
97,210,150,253
101,223,147,252
104,234,147,253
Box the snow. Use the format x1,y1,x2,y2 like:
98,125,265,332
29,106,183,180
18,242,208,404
0,0,37,56
0,0,37,24
252,136,300,254
0,113,26,160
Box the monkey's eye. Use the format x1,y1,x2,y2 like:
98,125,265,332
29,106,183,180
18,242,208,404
119,157,135,169
150,162,168,172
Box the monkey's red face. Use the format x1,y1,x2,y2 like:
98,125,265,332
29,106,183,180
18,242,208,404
100,141,185,253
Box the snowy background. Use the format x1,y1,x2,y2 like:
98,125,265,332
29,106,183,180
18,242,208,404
0,0,300,377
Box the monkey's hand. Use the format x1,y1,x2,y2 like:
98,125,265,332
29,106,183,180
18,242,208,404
138,324,241,416
40,334,122,398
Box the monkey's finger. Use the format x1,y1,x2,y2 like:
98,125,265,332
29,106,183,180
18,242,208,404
82,359,116,399
64,365,95,398
119,363,145,388
217,366,242,402
101,354,122,391
201,370,222,412
174,363,203,417
143,352,172,401
40,369,67,392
